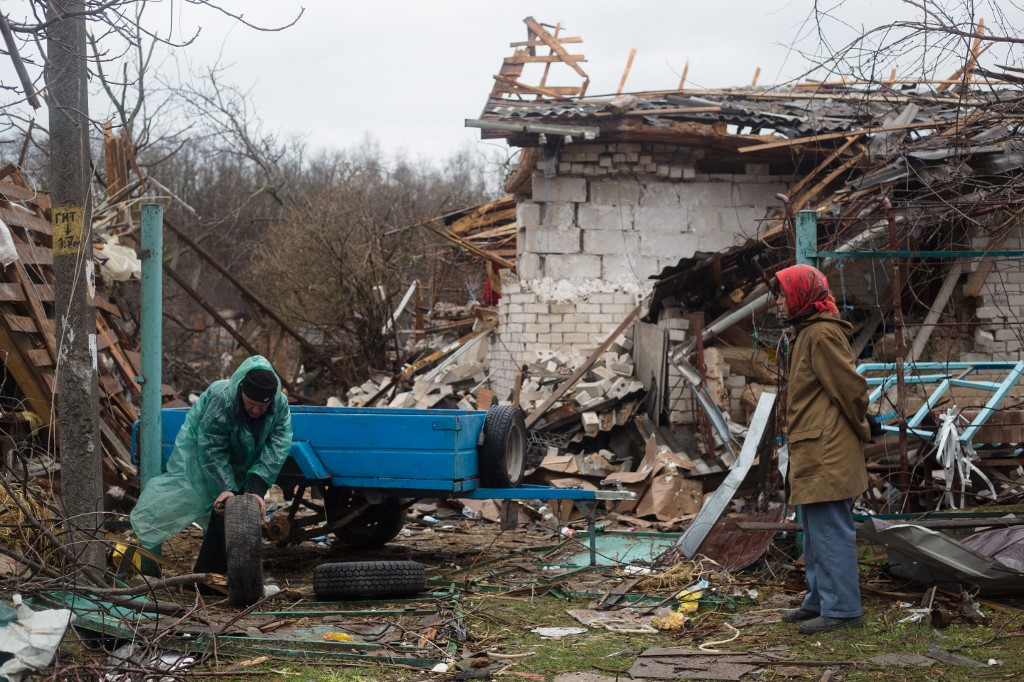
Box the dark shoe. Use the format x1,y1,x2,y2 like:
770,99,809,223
782,608,819,623
799,615,865,634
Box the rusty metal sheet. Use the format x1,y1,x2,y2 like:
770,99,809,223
695,507,786,571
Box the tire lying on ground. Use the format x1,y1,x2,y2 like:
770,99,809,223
313,560,426,600
224,494,264,607
479,405,527,488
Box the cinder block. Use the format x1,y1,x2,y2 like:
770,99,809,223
719,205,758,233
584,230,638,255
640,231,700,258
639,183,681,207
602,254,656,279
540,202,577,229
578,204,635,230
736,182,785,206
635,206,687,231
591,179,641,205
700,231,740,252
544,254,603,279
683,182,735,208
517,202,541,228
688,208,723,233
518,253,541,280
523,228,581,254
532,175,587,203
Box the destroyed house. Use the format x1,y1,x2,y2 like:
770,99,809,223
463,16,1024,432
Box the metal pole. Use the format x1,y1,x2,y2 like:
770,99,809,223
139,204,163,490
795,210,818,267
884,199,910,497
48,0,103,571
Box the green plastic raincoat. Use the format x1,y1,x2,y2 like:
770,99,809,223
130,356,293,549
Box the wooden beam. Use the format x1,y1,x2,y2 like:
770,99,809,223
677,60,689,91
510,37,583,47
504,54,588,65
424,220,516,271
737,121,938,154
751,66,761,87
616,48,637,96
939,18,986,92
524,17,588,78
524,304,641,430
0,321,51,425
492,74,578,98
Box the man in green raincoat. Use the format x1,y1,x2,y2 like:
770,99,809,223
130,355,292,574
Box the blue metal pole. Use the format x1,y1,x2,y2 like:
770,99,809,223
795,210,817,267
139,204,163,491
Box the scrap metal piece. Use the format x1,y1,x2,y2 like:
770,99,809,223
858,518,1024,595
668,351,740,459
671,391,777,559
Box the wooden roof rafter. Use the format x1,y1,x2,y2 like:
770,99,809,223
490,16,590,102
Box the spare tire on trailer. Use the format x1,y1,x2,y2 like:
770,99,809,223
313,560,426,600
479,405,526,488
224,494,264,607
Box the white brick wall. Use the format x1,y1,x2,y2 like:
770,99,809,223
488,141,794,394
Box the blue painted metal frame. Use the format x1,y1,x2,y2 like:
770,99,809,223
137,407,637,503
858,361,1024,444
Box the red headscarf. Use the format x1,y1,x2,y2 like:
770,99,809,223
774,264,839,318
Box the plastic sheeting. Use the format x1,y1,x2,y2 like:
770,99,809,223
0,597,73,682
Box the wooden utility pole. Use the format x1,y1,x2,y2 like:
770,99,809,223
47,0,104,570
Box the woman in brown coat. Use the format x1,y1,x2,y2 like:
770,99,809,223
773,264,872,634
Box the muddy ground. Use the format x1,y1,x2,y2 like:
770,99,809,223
31,496,1014,682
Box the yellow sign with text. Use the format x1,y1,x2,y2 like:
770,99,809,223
52,206,84,256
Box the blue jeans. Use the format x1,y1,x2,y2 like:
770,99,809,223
800,499,862,618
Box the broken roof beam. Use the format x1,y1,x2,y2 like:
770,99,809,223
424,218,516,271
523,17,588,79
738,120,940,154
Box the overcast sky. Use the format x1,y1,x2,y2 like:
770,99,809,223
2,1,1016,164
138,0,868,161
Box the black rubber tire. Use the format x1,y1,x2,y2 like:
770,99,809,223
479,405,526,488
326,489,406,549
313,560,425,600
224,494,264,607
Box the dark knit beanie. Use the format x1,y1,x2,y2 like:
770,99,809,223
240,368,278,403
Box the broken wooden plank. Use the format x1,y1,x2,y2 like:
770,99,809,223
738,121,938,154
0,283,24,301
616,48,637,96
524,17,588,78
0,207,52,236
3,313,37,334
492,75,580,98
0,320,51,425
504,54,588,65
424,219,516,270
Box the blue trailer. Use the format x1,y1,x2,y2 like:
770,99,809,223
142,404,632,559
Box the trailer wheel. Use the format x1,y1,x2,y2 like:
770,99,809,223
224,494,264,607
313,560,425,600
326,490,406,548
480,405,526,488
